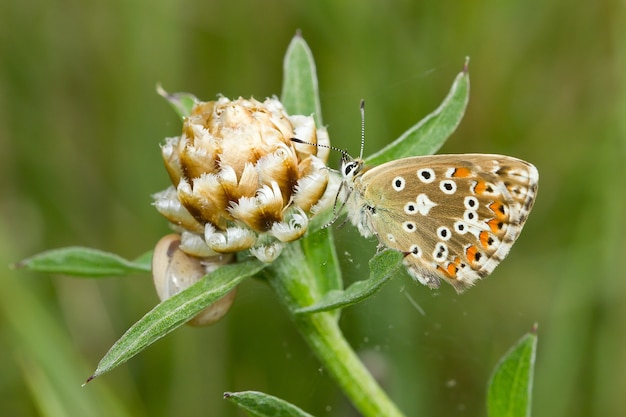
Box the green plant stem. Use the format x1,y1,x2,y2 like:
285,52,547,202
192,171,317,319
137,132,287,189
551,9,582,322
265,243,406,417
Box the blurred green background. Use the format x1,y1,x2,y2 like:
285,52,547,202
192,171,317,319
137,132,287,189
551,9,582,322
1,0,624,416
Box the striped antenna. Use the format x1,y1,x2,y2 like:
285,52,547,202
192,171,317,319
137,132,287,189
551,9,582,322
291,99,367,162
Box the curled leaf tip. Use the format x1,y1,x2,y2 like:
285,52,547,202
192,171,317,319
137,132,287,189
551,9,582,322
223,392,233,399
156,83,168,98
295,28,302,37
463,56,470,73
156,86,198,119
531,322,539,333
83,375,96,386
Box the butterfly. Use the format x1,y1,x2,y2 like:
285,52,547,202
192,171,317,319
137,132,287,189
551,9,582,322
324,100,539,293
338,152,538,293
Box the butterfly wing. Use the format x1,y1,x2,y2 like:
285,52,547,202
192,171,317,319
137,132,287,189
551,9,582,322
350,154,538,292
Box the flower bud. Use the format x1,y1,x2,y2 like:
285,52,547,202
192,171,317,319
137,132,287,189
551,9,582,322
152,234,236,326
154,96,334,262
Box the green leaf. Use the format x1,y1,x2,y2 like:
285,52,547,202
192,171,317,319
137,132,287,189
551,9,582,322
87,260,266,382
3,248,135,417
365,58,470,165
224,391,315,417
156,84,197,119
281,32,322,125
281,34,343,316
295,249,404,314
131,250,153,270
14,247,151,277
487,325,538,417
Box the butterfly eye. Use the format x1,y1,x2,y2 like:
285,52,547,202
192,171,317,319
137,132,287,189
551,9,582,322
343,161,361,178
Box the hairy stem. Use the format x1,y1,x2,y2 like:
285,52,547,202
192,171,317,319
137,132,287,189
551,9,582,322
265,243,406,417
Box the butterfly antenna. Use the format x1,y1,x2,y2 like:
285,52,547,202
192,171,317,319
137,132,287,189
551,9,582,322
359,99,366,160
290,138,351,161
292,99,366,162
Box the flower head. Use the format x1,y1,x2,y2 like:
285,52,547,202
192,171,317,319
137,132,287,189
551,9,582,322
154,96,333,262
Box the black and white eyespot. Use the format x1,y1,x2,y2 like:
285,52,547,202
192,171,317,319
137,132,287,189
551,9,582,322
454,220,469,235
436,226,452,241
409,244,422,258
402,221,417,233
463,210,478,223
464,196,479,210
392,176,406,191
404,201,417,215
433,242,448,261
417,168,435,183
439,180,457,195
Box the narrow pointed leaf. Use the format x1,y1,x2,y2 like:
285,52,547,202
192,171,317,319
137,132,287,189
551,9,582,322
487,325,538,417
295,250,404,314
366,58,470,165
87,260,266,381
224,391,315,417
281,32,322,125
281,34,342,316
14,247,151,277
157,84,197,119
131,250,153,270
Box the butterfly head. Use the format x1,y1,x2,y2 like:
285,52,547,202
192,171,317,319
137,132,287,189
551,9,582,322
340,155,364,183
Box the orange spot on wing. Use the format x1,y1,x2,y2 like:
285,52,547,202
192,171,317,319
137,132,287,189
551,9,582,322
479,231,491,248
465,245,479,263
437,264,458,279
487,218,503,233
452,167,472,178
474,180,487,194
489,201,507,219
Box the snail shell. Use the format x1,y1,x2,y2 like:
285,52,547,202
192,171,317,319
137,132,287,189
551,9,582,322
152,234,236,326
